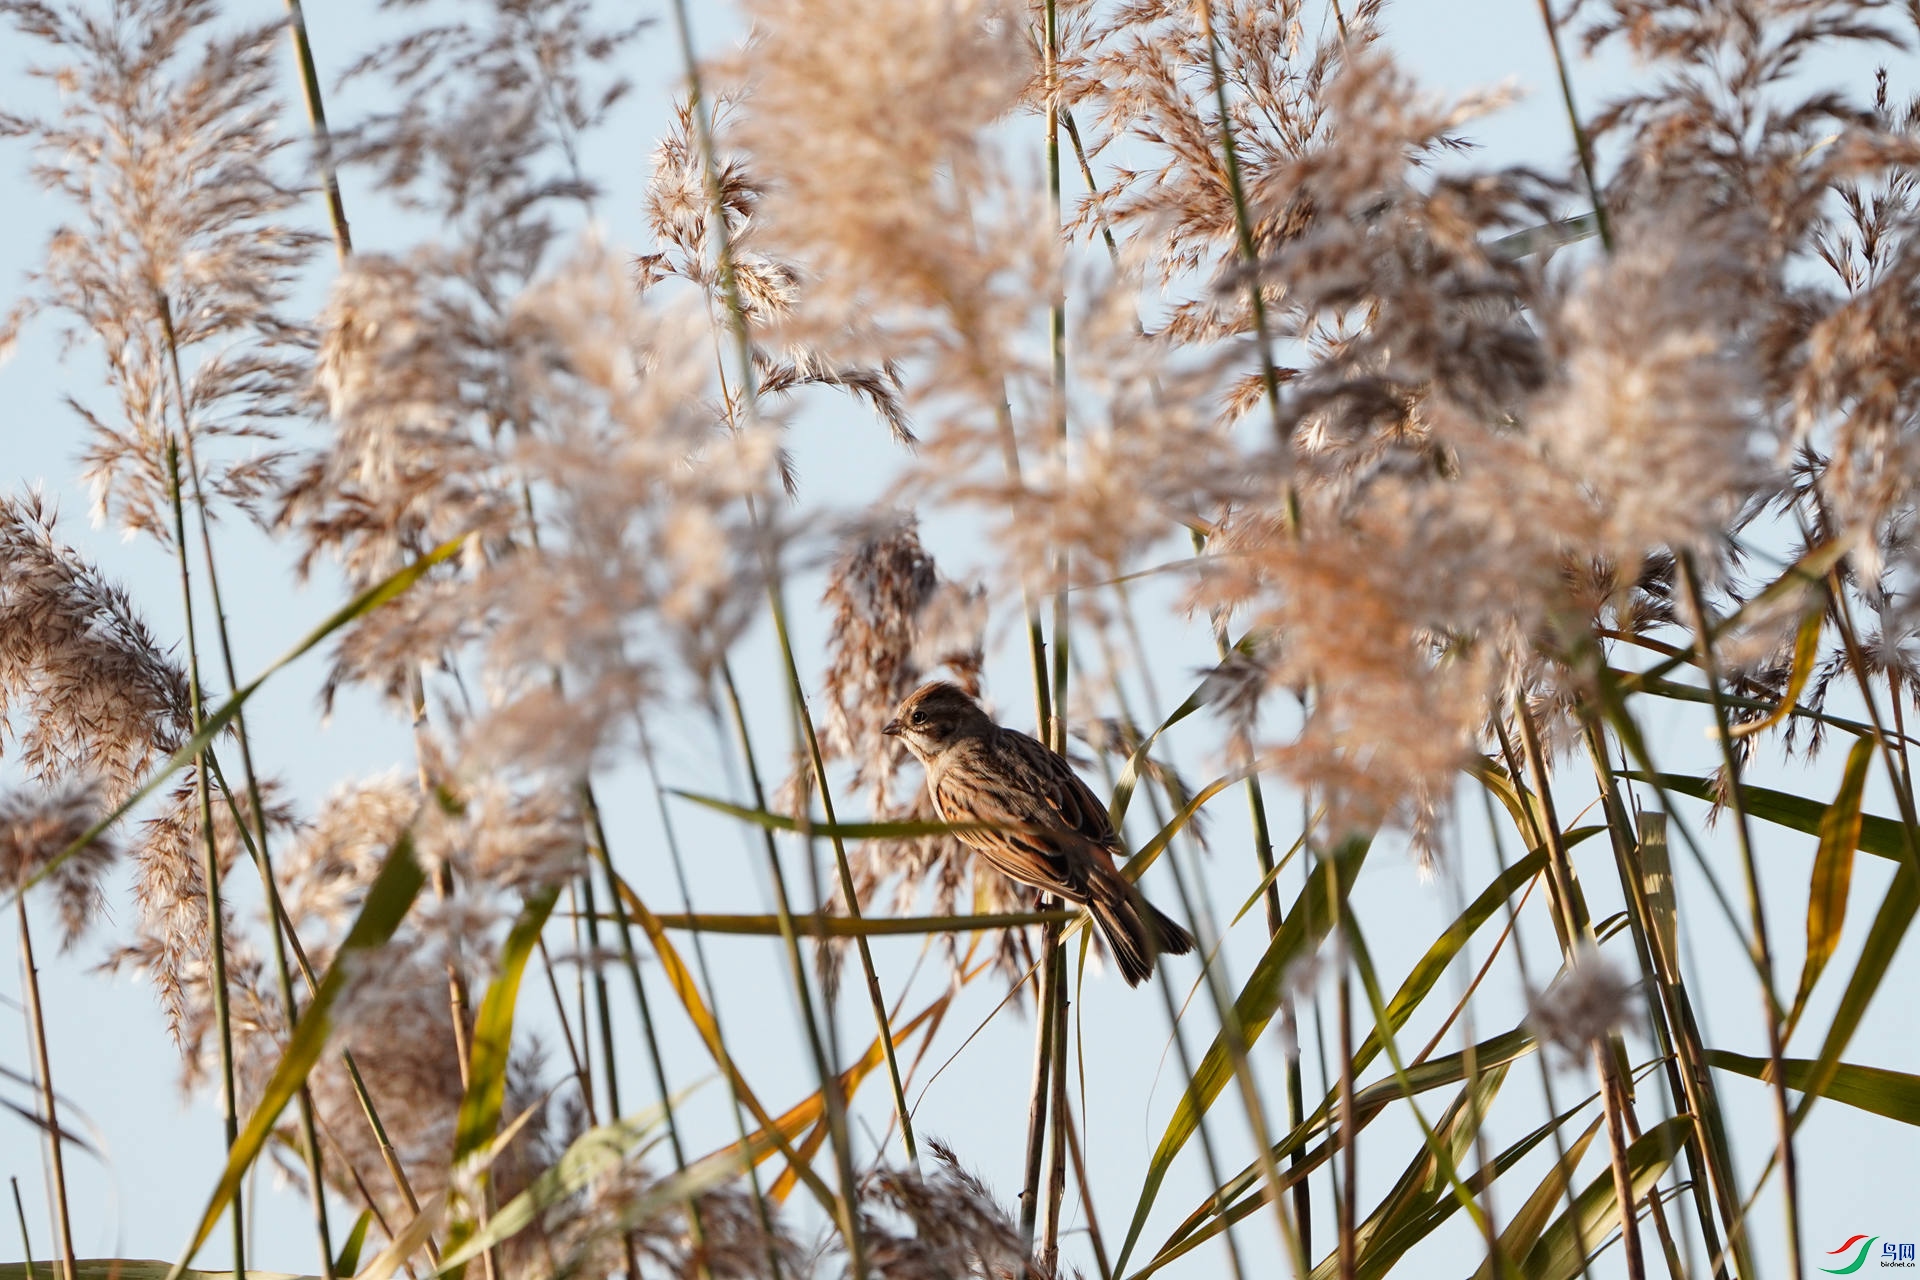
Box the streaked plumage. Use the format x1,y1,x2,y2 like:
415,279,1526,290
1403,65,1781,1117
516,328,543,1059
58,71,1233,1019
884,681,1194,985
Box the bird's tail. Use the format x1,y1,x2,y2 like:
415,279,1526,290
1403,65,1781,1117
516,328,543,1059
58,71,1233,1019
1088,866,1196,987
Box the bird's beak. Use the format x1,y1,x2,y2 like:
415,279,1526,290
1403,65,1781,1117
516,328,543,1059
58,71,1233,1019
882,720,903,737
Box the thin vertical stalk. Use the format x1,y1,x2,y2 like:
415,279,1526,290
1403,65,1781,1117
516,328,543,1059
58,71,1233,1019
1019,919,1061,1250
567,880,596,1123
1330,856,1356,1280
577,871,622,1116
1044,0,1069,755
1060,1105,1115,1280
763,592,919,1166
1077,678,1256,1279
1154,790,1304,1275
1151,953,1251,1280
409,673,478,1097
1191,0,1286,437
161,438,243,1280
1581,723,1730,1280
579,788,711,1280
1041,957,1071,1275
1678,555,1801,1280
1100,603,1305,1269
280,0,351,261
1485,733,1597,1280
1513,702,1644,1280
222,797,436,1262
1580,689,1762,1280
11,1176,36,1280
665,0,916,1170
640,730,785,1280
1594,1044,1648,1280
16,906,73,1280
536,937,591,1110
1334,992,1357,1280
158,295,335,1280
1531,0,1613,252
257,24,440,1264
717,659,868,1278
1065,112,1289,950
1433,844,1512,1280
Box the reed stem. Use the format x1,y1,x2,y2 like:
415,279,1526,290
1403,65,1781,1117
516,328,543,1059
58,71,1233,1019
161,312,336,1280
1041,957,1071,1274
662,0,917,1174
1678,555,1802,1280
1531,0,1614,252
281,0,351,261
162,436,243,1280
1018,918,1061,1250
10,1175,36,1280
579,786,713,1280
717,658,868,1278
1060,1103,1115,1280
15,905,73,1280
639,729,786,1280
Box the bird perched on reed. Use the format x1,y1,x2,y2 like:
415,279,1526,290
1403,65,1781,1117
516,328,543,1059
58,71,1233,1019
884,681,1195,985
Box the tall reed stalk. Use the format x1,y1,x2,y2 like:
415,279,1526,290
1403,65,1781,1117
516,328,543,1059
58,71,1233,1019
15,905,74,1280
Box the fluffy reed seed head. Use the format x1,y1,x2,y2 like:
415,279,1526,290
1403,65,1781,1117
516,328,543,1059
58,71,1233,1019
0,776,117,945
0,0,319,542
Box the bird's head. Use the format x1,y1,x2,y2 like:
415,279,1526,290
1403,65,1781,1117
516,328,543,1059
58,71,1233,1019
882,680,993,763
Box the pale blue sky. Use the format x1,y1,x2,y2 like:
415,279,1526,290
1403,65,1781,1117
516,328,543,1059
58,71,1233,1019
0,2,1914,1277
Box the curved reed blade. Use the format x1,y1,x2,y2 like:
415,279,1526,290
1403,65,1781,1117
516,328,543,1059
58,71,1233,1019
626,909,1072,937
1790,737,1874,1034
1709,1052,1920,1126
441,883,563,1267
1465,1118,1606,1280
1491,1117,1689,1280
165,835,428,1280
330,1213,373,1280
1140,1028,1552,1279
1112,836,1371,1275
1323,1062,1514,1278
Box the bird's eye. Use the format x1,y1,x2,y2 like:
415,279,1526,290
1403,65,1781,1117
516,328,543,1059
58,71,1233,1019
910,710,926,726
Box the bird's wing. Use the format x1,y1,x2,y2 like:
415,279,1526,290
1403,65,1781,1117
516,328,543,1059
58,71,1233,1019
995,728,1123,853
931,729,1118,902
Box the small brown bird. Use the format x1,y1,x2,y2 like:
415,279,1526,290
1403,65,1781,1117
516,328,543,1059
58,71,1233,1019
883,681,1195,985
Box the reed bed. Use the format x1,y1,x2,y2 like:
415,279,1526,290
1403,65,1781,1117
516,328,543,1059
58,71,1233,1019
1,0,1918,1277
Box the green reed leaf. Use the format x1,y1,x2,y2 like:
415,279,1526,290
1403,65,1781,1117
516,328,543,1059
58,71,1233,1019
1139,1025,1542,1279
610,909,1072,937
332,1211,372,1280
1624,772,1908,865
1791,737,1874,1034
452,885,560,1165
440,882,565,1272
167,835,427,1280
1354,1089,1601,1280
1320,1063,1513,1280
1500,1115,1687,1280
1710,1051,1920,1126
1113,835,1371,1275
1465,1118,1606,1280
